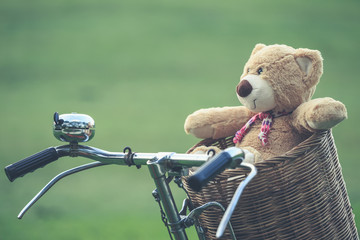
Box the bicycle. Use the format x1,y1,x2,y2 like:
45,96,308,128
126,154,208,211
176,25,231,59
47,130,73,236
4,112,257,240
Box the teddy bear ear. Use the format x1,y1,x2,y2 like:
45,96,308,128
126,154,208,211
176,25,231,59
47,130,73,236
295,57,312,76
251,44,266,56
294,48,323,86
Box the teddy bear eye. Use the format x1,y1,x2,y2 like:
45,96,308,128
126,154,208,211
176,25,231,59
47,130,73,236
257,68,263,74
247,68,250,73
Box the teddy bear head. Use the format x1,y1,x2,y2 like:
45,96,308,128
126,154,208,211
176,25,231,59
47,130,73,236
236,44,323,114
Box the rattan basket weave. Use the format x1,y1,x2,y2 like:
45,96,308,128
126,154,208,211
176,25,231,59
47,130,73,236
184,130,359,240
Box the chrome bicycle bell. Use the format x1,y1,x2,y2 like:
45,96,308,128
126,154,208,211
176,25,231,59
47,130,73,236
53,112,95,143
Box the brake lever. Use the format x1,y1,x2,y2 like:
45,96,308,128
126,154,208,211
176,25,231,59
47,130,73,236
18,161,106,219
216,161,257,238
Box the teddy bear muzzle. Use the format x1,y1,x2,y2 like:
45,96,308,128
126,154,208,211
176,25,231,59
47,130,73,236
237,80,253,97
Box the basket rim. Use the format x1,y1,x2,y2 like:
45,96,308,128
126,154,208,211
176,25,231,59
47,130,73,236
187,129,331,170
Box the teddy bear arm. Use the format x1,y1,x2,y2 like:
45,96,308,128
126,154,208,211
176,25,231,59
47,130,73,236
292,97,347,133
185,106,253,139
211,118,246,139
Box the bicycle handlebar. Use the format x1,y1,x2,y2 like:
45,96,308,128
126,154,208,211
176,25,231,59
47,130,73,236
4,144,212,182
4,147,68,182
5,144,250,186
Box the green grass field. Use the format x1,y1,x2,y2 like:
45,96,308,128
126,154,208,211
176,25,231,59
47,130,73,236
1,0,359,239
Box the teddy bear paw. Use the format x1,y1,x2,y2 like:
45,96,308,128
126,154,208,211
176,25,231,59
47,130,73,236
187,125,215,139
191,146,221,155
191,146,258,165
241,146,262,164
306,98,347,130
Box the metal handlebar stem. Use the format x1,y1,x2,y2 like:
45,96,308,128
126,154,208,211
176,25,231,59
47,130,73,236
147,152,188,240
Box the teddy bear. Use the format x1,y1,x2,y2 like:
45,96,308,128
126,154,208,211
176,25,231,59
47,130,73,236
184,44,347,162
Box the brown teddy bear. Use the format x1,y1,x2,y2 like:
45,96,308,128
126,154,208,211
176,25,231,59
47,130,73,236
184,44,347,162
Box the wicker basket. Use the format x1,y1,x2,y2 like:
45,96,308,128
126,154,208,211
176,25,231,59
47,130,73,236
184,130,359,239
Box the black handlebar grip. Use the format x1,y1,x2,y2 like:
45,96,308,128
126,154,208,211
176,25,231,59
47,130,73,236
4,147,60,182
188,151,233,192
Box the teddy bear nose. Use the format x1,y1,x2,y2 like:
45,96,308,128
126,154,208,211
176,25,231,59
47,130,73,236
237,80,253,97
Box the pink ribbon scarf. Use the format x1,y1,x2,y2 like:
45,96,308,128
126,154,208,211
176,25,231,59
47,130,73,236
233,112,273,146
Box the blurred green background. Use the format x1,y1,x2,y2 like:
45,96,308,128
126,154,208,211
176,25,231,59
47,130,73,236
1,0,359,239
